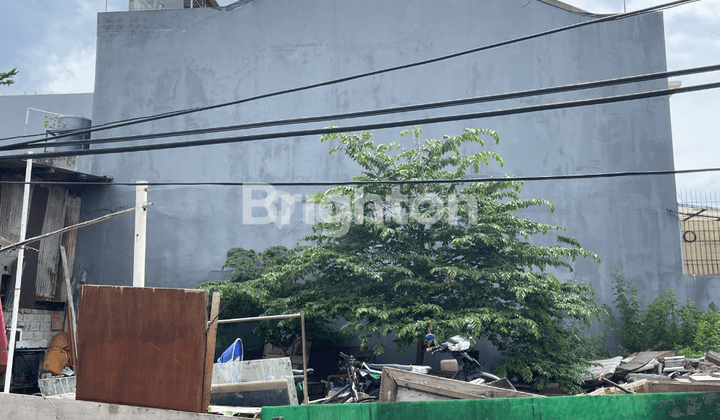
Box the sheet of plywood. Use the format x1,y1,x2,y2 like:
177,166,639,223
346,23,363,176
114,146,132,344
76,285,209,413
35,185,68,301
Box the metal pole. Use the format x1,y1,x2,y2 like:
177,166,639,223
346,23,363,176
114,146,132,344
300,311,309,404
215,313,301,325
3,153,32,394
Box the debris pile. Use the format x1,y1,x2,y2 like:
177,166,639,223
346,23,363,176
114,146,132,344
584,350,720,395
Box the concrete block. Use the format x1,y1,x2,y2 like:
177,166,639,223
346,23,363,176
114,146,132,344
29,321,41,331
0,393,219,419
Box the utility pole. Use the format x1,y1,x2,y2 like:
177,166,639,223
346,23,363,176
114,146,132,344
3,153,33,394
133,181,149,287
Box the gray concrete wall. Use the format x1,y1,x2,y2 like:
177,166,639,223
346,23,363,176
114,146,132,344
70,0,715,355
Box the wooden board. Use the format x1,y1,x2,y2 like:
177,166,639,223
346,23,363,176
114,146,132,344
201,292,220,412
75,285,209,413
56,195,81,302
646,380,720,393
378,367,539,402
35,185,68,301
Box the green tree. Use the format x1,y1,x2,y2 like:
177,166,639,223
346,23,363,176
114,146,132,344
227,127,602,392
0,68,18,86
198,246,341,353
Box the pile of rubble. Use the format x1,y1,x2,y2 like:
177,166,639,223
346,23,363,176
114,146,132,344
583,350,720,395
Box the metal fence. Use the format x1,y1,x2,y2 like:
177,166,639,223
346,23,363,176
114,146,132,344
677,190,720,275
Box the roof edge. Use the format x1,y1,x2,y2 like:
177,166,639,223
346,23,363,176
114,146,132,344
536,0,597,16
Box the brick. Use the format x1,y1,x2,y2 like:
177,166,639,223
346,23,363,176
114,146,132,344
28,321,41,331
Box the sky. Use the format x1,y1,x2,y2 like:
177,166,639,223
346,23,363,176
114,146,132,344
0,0,718,197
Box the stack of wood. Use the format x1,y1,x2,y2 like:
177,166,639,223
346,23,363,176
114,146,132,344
583,350,720,395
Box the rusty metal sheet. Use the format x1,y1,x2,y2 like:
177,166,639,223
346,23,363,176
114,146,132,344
76,285,209,413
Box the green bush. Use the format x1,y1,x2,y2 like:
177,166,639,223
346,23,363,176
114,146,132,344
679,308,720,357
604,270,698,354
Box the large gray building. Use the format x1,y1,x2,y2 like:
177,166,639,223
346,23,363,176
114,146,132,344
2,0,715,333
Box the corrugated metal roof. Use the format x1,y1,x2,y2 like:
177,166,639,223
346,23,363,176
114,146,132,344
0,160,112,183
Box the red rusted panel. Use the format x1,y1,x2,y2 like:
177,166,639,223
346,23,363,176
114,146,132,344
76,286,209,412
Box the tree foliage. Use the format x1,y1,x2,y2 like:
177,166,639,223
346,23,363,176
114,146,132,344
602,270,716,357
209,127,603,392
198,246,341,352
0,68,18,86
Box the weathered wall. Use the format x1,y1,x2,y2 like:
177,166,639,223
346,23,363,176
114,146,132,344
71,0,716,357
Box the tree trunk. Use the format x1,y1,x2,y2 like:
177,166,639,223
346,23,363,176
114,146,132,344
415,337,426,365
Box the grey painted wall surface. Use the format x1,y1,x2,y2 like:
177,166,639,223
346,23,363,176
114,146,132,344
72,0,717,355
0,93,94,154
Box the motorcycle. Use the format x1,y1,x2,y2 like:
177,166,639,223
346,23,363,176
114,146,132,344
425,334,501,383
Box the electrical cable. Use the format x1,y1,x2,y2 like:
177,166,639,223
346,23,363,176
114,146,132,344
1,79,718,162
0,166,715,187
3,62,719,153
0,0,700,144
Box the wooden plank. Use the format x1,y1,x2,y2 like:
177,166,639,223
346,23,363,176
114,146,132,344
60,246,78,365
393,377,489,400
76,285,209,413
202,292,220,413
56,195,81,302
65,305,76,366
706,350,720,366
647,381,720,393
379,367,538,402
35,185,68,301
586,379,649,396
379,367,399,402
689,375,720,382
396,386,453,402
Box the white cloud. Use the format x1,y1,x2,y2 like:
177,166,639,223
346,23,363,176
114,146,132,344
43,49,96,93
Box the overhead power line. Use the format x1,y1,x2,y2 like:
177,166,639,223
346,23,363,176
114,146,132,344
0,0,700,144
1,79,719,162
0,166,716,187
3,63,719,153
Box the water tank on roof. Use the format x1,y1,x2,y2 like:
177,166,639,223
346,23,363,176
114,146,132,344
55,116,91,152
